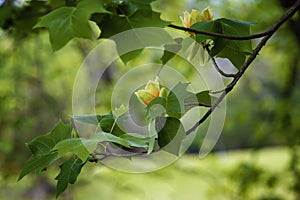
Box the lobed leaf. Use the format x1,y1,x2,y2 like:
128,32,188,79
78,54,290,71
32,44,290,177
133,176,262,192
55,156,84,197
27,120,71,155
34,0,109,51
18,151,58,181
156,117,186,156
54,138,93,161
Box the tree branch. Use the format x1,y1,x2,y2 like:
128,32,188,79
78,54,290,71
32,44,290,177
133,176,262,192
210,54,236,78
184,102,211,107
168,24,269,40
186,0,300,135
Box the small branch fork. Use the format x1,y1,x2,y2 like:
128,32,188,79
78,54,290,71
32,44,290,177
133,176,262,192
203,46,237,78
172,0,300,135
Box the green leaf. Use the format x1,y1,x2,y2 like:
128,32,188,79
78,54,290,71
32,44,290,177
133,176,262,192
55,132,149,161
124,0,156,14
156,117,186,156
99,113,126,136
191,18,254,69
34,0,109,51
73,113,126,136
215,45,246,69
18,151,58,181
55,156,84,198
27,120,71,155
48,0,65,8
185,90,211,106
99,9,168,38
94,132,147,149
160,38,183,65
166,82,193,118
120,133,149,149
120,49,143,64
219,18,253,52
54,138,93,161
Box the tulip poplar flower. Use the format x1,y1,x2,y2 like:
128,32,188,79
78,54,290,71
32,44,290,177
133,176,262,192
135,77,168,106
180,7,213,29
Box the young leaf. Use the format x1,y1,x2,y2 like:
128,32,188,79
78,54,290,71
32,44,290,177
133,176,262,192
18,151,58,181
27,120,71,155
34,0,109,51
55,156,85,198
156,117,186,156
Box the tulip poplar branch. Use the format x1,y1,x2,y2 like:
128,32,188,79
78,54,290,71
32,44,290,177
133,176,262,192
168,24,269,40
205,46,237,77
169,0,299,41
186,0,300,135
184,102,211,107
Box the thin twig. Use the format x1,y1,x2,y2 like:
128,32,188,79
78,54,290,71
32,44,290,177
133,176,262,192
211,54,236,77
184,102,211,107
186,0,300,135
168,24,269,40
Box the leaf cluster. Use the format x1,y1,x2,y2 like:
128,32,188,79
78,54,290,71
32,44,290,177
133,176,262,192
18,81,212,197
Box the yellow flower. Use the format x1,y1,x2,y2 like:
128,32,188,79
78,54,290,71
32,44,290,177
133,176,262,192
180,7,213,29
135,77,167,106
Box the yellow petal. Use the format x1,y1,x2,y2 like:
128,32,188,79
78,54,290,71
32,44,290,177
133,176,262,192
135,90,155,105
202,7,213,20
159,87,168,98
145,81,160,95
180,11,192,27
190,9,205,25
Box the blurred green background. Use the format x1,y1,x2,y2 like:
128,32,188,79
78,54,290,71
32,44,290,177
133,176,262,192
0,0,299,199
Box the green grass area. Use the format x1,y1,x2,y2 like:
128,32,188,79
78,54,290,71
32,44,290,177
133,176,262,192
3,147,294,200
